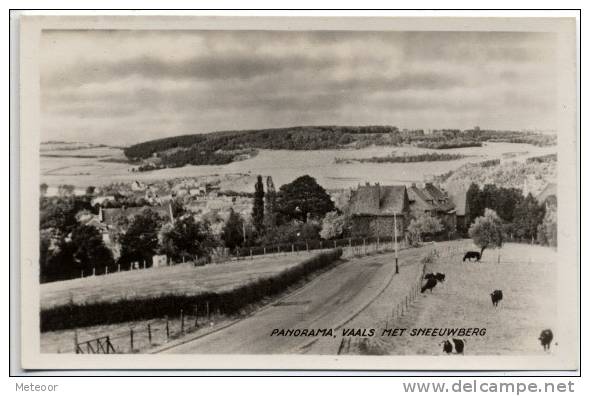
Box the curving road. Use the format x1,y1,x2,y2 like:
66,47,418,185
160,247,426,355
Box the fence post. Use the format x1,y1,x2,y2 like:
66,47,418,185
306,241,309,252
117,264,121,272
180,309,185,334
92,267,96,276
165,316,170,341
320,241,323,249
194,305,199,328
250,249,253,259
334,240,337,249
206,301,210,321
292,244,294,253
130,328,134,352
74,330,79,354
263,247,266,255
148,324,152,345
81,270,84,278
105,266,108,275
143,260,146,269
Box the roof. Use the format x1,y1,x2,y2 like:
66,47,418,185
422,183,456,212
101,204,172,225
407,186,436,211
408,183,456,213
348,184,408,216
536,182,557,204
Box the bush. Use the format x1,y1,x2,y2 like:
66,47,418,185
40,249,343,332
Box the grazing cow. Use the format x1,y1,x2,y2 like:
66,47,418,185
539,329,554,351
421,278,437,293
463,251,481,262
452,338,466,354
434,272,446,282
490,290,503,307
442,340,453,354
424,273,436,280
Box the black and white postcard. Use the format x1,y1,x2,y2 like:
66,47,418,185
17,14,579,370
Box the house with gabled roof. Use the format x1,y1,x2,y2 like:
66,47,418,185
346,183,410,239
408,183,457,234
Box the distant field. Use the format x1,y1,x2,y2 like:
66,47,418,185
40,142,556,191
41,252,322,310
349,243,558,356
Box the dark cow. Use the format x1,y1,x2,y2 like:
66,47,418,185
463,251,481,262
421,278,437,293
452,338,466,354
490,290,503,307
435,272,446,282
424,273,436,280
539,329,554,351
442,340,453,354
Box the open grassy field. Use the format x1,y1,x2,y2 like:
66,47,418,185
345,243,557,356
41,252,322,310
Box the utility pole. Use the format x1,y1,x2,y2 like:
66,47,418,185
394,212,399,274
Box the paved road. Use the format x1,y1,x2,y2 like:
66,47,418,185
161,248,425,355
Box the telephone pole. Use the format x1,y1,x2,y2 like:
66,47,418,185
394,212,399,274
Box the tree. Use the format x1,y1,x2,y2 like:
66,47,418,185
70,224,114,273
221,209,245,251
170,198,186,219
513,193,545,242
465,183,482,225
320,211,348,240
58,184,75,197
85,186,96,195
277,175,335,223
264,176,277,231
159,215,216,263
252,175,265,234
40,183,48,197
119,209,163,266
407,214,444,245
468,209,505,257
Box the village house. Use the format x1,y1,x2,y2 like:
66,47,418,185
407,182,457,234
94,203,175,261
346,183,410,239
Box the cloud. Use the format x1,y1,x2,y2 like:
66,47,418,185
40,30,559,145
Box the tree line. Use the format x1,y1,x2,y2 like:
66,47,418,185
465,183,556,247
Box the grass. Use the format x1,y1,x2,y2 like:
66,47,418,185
348,243,557,355
41,249,343,332
41,252,322,309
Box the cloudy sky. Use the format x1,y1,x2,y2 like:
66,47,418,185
40,30,558,145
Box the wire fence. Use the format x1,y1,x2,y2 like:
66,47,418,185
71,305,220,354
337,243,468,355
67,241,470,354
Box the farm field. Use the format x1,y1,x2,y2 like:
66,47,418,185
41,251,322,310
40,142,556,191
342,243,558,356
